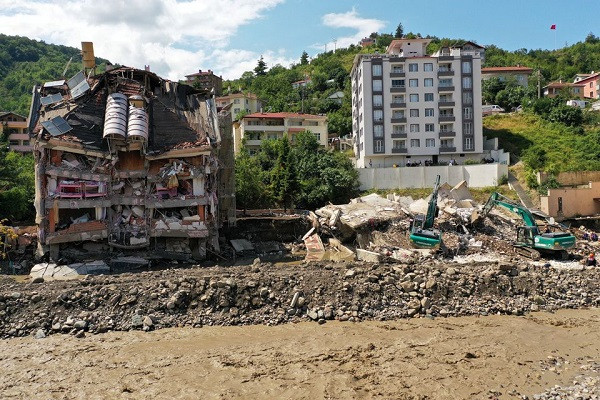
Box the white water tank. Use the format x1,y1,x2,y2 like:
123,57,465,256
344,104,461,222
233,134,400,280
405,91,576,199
103,93,128,141
127,106,149,142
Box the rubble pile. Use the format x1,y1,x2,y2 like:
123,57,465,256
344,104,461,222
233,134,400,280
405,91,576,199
1,259,599,338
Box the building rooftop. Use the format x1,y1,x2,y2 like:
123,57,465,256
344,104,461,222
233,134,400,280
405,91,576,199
481,66,533,73
543,81,586,89
244,112,326,120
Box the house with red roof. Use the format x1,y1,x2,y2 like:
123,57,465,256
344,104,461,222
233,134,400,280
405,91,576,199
233,112,328,154
572,72,600,99
543,81,585,98
481,66,533,87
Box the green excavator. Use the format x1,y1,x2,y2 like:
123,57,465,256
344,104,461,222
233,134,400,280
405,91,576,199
409,175,442,248
477,192,576,259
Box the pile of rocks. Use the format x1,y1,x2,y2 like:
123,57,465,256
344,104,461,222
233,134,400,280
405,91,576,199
1,259,599,339
531,375,600,400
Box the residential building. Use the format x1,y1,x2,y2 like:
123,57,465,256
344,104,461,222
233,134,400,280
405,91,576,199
233,112,328,154
543,81,585,98
574,73,593,83
327,91,345,104
351,38,485,168
481,66,533,87
571,72,600,99
292,78,312,89
184,69,223,95
216,92,262,121
360,37,375,47
0,112,31,152
540,181,600,220
30,66,230,261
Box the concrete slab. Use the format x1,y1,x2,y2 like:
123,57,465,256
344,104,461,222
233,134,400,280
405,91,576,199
356,248,381,263
30,261,109,280
230,239,254,253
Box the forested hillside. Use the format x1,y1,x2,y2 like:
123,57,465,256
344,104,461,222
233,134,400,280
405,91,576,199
0,35,110,116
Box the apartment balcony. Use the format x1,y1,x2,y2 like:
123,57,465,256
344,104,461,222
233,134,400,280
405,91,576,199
438,115,455,122
438,101,455,107
391,117,407,123
390,86,406,93
390,102,406,108
438,131,456,137
439,146,456,153
437,69,454,76
438,55,454,61
244,124,284,131
463,147,476,152
390,72,406,78
391,133,407,138
392,147,408,153
245,139,263,146
438,85,455,92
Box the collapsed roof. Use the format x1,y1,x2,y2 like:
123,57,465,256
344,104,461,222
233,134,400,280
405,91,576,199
31,66,220,155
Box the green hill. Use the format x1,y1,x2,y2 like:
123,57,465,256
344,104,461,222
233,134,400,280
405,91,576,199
0,35,111,116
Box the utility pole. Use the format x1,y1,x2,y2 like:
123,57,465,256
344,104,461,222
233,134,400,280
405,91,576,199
537,69,541,98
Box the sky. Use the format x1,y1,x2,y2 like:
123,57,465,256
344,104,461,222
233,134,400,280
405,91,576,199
0,0,598,81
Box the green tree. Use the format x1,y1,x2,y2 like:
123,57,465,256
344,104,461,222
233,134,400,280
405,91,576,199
254,55,267,76
300,51,309,65
395,23,404,38
375,34,394,48
0,150,35,222
548,104,583,126
235,148,268,211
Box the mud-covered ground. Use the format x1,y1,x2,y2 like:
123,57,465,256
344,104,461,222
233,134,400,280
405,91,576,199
1,309,600,399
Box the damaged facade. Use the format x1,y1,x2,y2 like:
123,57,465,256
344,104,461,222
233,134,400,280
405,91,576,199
30,66,230,261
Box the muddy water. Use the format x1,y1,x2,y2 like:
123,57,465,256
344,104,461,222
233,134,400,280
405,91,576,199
2,309,600,399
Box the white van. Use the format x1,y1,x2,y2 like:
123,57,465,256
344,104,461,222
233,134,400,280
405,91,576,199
482,104,504,116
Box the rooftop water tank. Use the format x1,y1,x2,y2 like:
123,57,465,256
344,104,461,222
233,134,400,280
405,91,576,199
127,106,149,143
103,93,128,142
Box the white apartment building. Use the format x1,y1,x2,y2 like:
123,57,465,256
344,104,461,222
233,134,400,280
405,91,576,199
216,92,263,122
233,112,328,155
351,39,485,168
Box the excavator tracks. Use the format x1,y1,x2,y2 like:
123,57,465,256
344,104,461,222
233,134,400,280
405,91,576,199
513,245,541,260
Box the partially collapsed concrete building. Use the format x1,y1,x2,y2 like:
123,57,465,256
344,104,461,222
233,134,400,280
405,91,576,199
30,66,232,261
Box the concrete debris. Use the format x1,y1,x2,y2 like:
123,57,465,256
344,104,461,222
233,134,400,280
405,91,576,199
356,248,381,263
230,239,254,253
30,261,109,280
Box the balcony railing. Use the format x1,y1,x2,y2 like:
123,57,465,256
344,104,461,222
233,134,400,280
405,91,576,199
438,85,455,92
390,102,406,108
439,146,456,153
438,115,455,122
437,69,454,76
392,147,408,153
391,133,407,138
390,86,406,93
438,131,456,137
390,72,406,78
391,117,407,123
438,101,455,107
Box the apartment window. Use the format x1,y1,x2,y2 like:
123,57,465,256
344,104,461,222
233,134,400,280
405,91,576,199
392,110,405,119
461,61,472,74
424,63,433,72
234,99,240,104
392,65,404,73
373,79,382,91
424,93,434,102
409,63,418,72
410,109,419,117
424,78,433,87
374,124,384,137
439,79,452,87
393,140,406,149
374,140,384,153
464,137,473,150
426,138,435,147
306,121,319,126
463,122,473,134
373,94,383,107
393,125,406,134
590,82,594,88
440,109,453,116
392,79,405,87
440,124,452,132
392,95,405,103
234,108,240,114
425,123,435,132
463,107,473,120
409,94,419,102
410,124,420,133
409,79,418,87
372,64,382,76
313,133,321,142
410,139,420,147
462,91,472,104
441,139,454,148
373,109,383,122
359,113,363,122
425,108,434,117
462,76,472,89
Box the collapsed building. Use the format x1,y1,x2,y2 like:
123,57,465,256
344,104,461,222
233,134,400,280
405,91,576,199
29,66,232,261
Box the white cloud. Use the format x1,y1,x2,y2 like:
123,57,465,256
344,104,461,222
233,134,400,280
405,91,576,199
318,8,386,51
0,0,287,80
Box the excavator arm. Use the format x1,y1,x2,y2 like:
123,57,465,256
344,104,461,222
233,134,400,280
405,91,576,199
480,192,538,228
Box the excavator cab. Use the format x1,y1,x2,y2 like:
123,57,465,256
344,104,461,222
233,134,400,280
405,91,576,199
516,226,536,247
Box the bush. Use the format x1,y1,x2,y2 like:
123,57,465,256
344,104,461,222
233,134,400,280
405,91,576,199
548,105,583,127
498,174,509,185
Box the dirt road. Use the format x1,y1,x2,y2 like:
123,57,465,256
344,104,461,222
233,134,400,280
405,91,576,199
2,308,600,399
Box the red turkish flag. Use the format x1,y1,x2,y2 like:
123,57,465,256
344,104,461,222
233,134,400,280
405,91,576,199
550,24,556,30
